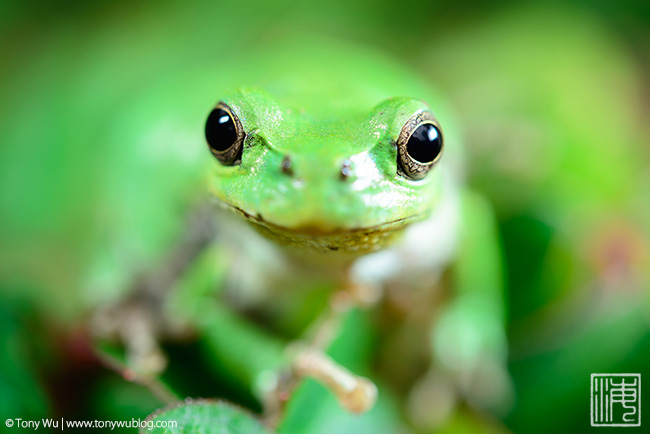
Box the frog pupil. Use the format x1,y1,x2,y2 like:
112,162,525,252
406,123,442,163
206,108,237,152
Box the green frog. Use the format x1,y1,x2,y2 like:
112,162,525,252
87,39,508,431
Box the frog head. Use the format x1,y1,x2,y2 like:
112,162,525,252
205,86,448,257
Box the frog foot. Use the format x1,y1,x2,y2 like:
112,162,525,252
90,300,170,375
261,283,380,424
296,347,377,413
261,345,377,426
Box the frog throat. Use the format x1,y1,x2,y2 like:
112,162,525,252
224,202,423,256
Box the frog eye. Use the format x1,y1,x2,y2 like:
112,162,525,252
396,111,443,180
205,102,245,166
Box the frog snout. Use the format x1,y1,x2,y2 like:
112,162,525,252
279,155,353,181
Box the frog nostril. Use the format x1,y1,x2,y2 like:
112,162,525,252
340,159,352,181
281,155,293,176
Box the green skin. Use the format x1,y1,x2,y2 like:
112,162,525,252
202,42,456,252
209,89,445,257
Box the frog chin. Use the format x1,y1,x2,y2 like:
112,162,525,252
223,202,421,256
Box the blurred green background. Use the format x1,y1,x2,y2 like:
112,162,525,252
1,0,649,433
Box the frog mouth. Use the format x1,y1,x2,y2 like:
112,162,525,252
223,203,418,254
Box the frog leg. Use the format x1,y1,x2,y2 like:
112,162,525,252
262,282,379,426
291,346,377,413
163,243,376,427
91,202,378,420
90,201,217,377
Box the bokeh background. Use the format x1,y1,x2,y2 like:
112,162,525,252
1,0,649,433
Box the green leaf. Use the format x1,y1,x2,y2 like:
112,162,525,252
143,399,274,434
